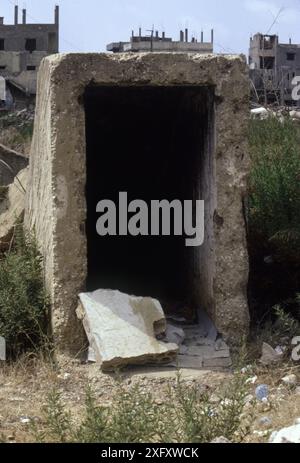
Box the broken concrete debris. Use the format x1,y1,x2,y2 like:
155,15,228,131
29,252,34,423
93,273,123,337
250,106,300,123
78,291,232,371
77,289,178,371
259,342,283,366
164,323,186,345
270,420,300,443
164,315,231,370
281,374,298,387
174,313,231,369
0,167,28,251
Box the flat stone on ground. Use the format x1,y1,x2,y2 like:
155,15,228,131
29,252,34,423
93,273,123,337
78,289,178,371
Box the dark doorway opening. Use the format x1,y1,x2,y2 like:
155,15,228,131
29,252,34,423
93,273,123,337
84,85,214,318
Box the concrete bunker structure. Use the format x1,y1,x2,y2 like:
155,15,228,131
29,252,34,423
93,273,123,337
25,53,250,351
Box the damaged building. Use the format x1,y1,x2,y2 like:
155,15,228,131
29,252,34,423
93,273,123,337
25,52,250,369
107,28,214,53
249,33,300,106
0,5,59,108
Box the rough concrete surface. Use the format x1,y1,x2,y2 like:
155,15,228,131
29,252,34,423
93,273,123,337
25,52,250,351
77,289,178,371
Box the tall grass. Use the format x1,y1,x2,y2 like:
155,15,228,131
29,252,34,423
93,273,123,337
0,227,50,357
248,117,300,261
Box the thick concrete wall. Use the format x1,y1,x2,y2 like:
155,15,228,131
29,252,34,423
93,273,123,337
25,53,250,351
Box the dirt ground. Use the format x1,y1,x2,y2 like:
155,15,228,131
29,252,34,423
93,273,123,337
0,354,299,443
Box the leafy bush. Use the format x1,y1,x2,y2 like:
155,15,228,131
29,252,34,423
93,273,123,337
253,300,300,349
32,372,250,443
248,116,300,261
0,228,50,356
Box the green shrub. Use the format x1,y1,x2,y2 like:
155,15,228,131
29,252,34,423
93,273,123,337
248,117,300,261
32,372,250,443
253,300,300,349
0,228,50,356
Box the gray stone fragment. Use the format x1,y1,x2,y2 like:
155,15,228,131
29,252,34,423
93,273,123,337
165,323,185,345
203,357,232,368
260,342,283,366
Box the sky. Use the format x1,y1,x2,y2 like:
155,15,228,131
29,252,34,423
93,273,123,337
1,0,300,54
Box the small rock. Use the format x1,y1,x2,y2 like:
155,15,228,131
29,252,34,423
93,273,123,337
220,398,233,406
211,437,231,444
209,394,221,404
20,416,31,424
255,384,269,401
275,346,285,355
244,394,254,405
294,418,300,425
257,400,271,413
260,342,283,366
165,323,185,345
214,339,228,351
246,376,258,385
295,387,300,396
281,374,297,387
155,399,164,406
253,430,269,437
241,365,252,374
259,416,272,428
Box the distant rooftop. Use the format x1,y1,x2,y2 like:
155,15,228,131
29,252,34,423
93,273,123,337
0,4,59,27
107,28,214,54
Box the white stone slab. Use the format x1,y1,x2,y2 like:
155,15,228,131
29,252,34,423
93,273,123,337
79,290,178,371
270,424,300,443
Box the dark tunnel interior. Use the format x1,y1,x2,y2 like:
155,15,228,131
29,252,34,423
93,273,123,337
84,85,213,316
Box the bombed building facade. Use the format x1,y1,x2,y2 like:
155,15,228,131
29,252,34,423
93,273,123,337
249,33,300,106
0,5,59,107
107,28,214,53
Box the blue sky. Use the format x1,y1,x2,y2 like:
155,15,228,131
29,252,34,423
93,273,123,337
1,0,300,54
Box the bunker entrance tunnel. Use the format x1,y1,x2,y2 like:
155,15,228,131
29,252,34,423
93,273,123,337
84,85,214,323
